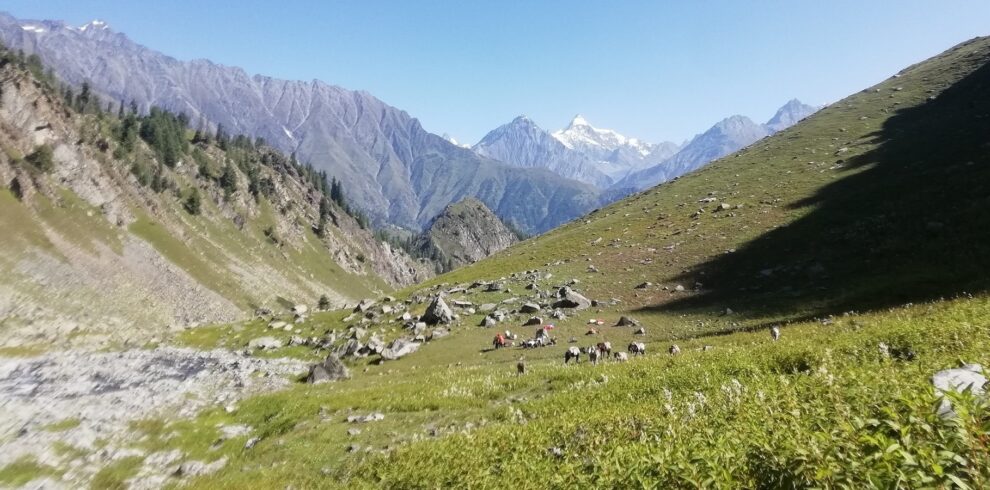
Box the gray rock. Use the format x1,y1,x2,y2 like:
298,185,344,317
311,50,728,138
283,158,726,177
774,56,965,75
306,354,351,384
353,299,376,313
616,316,639,327
247,337,282,350
552,287,592,310
380,339,420,361
520,303,541,314
421,295,455,325
933,364,987,417
175,457,228,477
366,336,385,354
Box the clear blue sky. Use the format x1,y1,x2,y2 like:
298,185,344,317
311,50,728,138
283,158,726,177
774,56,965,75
4,1,989,144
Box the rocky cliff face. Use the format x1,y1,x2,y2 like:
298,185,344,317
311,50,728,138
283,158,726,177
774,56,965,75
417,198,519,271
0,55,431,348
0,13,601,235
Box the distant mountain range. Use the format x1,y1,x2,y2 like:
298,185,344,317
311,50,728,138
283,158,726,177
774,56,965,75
473,100,819,197
0,13,601,235
0,12,819,234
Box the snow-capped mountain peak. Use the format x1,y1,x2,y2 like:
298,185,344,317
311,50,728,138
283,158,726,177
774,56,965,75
20,24,47,34
567,114,591,128
442,133,469,148
79,20,109,31
552,115,656,157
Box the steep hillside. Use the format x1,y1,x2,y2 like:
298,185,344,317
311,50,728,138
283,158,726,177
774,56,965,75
415,198,519,272
0,13,602,234
613,100,819,194
0,50,431,348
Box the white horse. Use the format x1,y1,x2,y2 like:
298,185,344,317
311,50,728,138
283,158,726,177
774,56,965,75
564,346,581,364
628,342,646,356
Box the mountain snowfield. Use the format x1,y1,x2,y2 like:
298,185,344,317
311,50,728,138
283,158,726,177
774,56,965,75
472,99,818,197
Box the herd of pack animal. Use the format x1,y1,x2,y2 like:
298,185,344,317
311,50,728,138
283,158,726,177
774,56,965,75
498,325,783,372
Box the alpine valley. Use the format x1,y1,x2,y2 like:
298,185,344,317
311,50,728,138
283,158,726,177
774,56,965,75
0,6,988,490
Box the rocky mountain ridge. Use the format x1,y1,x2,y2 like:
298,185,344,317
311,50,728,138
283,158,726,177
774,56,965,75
0,12,602,235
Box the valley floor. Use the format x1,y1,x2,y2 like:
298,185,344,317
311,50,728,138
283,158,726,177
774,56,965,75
3,286,988,489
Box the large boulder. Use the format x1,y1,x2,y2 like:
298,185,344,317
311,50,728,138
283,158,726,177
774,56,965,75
616,316,639,327
306,354,351,383
381,338,420,361
366,335,386,354
552,287,592,310
353,299,376,313
520,303,541,314
933,363,987,417
337,338,362,357
421,295,455,325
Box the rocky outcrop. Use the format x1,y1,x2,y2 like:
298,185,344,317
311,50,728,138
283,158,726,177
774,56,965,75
417,198,520,271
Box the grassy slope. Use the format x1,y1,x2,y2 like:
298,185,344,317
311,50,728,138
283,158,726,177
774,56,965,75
13,37,990,488
433,35,990,327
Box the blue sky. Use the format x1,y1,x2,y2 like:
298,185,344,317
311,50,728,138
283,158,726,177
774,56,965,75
4,1,990,144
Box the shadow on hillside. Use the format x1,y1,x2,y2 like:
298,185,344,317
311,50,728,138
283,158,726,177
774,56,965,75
639,54,990,322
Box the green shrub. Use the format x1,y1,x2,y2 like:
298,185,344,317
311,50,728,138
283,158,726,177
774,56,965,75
25,144,54,172
183,187,201,215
